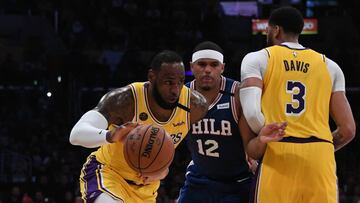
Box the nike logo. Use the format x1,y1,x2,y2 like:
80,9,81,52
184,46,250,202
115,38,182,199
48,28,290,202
99,130,103,134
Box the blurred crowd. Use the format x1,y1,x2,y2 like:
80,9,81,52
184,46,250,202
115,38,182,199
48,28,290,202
0,0,359,202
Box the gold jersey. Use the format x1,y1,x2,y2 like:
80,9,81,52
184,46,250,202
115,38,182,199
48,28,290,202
262,45,333,142
94,82,191,184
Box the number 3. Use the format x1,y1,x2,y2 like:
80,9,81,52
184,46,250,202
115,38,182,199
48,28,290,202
286,81,306,116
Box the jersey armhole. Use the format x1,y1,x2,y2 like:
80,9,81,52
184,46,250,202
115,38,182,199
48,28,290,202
129,84,138,122
230,81,239,123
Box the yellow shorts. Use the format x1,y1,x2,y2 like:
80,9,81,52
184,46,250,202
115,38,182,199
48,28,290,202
80,155,160,203
253,138,338,203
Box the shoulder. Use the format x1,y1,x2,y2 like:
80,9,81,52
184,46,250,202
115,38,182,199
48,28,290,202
241,49,269,81
324,57,345,92
325,57,342,72
98,86,134,107
242,49,269,63
189,89,208,124
96,85,135,124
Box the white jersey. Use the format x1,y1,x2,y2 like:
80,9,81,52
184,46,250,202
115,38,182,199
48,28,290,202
240,42,346,92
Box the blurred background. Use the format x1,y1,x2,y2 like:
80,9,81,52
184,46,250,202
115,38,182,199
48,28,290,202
0,0,359,202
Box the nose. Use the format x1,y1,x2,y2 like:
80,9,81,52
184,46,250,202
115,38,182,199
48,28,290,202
204,64,212,74
170,83,181,96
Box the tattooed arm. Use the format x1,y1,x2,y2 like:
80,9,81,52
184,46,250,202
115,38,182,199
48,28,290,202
190,89,208,125
69,86,138,148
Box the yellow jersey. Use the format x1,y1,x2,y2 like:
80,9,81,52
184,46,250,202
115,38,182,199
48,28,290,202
94,82,191,184
262,45,332,142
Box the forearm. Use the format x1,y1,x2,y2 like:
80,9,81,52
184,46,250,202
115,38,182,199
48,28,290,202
247,136,267,160
240,87,265,133
69,110,110,148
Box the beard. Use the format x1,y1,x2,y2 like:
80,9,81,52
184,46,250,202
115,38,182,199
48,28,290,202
152,81,179,110
199,85,211,91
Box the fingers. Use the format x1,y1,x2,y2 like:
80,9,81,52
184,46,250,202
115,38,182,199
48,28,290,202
259,121,287,143
110,122,141,143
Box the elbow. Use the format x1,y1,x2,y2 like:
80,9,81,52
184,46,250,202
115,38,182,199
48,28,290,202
343,123,356,142
69,128,80,146
244,112,265,134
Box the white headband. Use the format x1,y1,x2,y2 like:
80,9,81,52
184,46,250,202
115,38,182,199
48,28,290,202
192,49,224,63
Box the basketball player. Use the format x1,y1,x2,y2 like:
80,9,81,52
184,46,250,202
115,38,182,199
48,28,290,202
69,50,209,203
240,7,356,203
177,41,284,203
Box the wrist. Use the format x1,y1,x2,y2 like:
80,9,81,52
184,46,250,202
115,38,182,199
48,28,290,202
105,130,113,143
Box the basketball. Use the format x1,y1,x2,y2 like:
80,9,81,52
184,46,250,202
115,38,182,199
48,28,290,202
124,124,175,176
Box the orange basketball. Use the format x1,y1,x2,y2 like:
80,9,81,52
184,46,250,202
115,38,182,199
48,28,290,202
124,124,175,176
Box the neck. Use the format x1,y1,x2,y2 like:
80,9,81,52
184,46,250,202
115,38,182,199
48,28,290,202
278,34,299,44
195,77,222,104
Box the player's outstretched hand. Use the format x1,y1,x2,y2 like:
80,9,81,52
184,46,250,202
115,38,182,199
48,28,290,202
258,122,287,143
140,168,169,185
107,122,140,143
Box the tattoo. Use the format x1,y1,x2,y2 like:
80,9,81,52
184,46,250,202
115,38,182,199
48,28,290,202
96,86,135,125
190,90,208,124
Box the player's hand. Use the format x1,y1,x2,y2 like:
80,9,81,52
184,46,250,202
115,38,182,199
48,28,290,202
140,168,169,185
246,154,258,174
106,122,140,143
258,122,287,143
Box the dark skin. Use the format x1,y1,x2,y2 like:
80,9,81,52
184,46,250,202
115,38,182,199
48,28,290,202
191,58,258,172
93,62,208,183
96,62,207,131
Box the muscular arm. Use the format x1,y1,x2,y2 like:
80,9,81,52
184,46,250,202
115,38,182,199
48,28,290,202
237,82,286,160
240,50,267,133
96,86,135,125
69,86,135,148
189,89,208,125
330,91,356,151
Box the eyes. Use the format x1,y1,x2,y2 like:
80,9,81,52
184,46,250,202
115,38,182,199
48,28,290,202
164,78,185,86
196,61,220,68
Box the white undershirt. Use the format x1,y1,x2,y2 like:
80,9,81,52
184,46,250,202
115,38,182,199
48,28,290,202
240,42,346,92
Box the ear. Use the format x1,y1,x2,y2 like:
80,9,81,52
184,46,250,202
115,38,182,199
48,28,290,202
220,63,225,74
274,25,281,38
190,62,194,72
148,69,155,82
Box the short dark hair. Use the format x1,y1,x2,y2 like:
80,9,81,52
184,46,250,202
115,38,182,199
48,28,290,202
193,41,223,54
268,7,304,35
150,50,183,71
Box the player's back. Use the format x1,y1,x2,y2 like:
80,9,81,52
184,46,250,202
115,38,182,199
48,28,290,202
262,45,332,141
185,77,251,181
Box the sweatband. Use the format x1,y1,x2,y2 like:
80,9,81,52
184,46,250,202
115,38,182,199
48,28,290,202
192,49,224,63
69,110,110,148
240,87,265,134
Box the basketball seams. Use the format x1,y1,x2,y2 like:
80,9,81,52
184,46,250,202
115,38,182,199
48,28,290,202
137,124,153,174
143,144,174,174
124,124,175,176
125,128,141,170
141,128,166,170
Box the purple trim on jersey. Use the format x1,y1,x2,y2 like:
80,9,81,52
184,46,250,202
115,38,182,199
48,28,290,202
279,44,309,50
129,84,138,122
280,136,332,144
82,156,102,203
